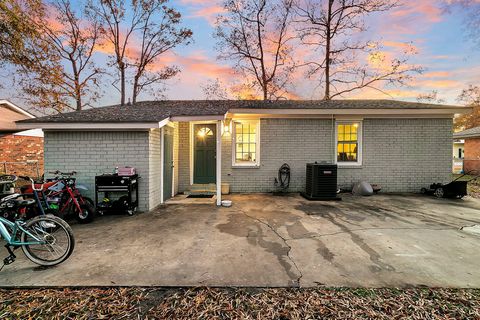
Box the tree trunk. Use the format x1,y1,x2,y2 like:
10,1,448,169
76,94,82,111
324,0,333,101
262,83,267,100
120,62,125,106
132,74,139,104
71,58,82,111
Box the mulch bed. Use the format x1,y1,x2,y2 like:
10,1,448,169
1,287,479,319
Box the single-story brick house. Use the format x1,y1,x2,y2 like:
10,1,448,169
16,100,470,211
453,126,480,173
1,100,44,177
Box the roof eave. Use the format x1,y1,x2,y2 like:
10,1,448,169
228,107,471,116
16,121,168,130
0,100,35,118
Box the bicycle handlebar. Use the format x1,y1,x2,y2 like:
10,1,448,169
19,176,44,191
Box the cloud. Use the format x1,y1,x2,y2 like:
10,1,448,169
390,1,443,24
376,1,444,36
422,71,451,78
180,0,224,25
417,79,461,88
151,51,234,80
190,5,225,25
382,41,419,52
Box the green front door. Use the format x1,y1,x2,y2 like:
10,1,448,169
163,126,174,201
194,124,216,184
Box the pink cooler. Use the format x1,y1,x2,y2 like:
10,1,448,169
118,167,136,176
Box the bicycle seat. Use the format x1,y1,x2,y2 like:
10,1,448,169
15,199,35,206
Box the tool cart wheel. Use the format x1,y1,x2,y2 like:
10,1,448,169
434,187,444,198
127,207,137,216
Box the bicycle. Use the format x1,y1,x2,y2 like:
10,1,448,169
0,175,75,269
21,171,95,223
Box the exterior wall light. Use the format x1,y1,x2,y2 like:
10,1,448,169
223,119,232,135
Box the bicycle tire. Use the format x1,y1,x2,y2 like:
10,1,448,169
20,215,75,266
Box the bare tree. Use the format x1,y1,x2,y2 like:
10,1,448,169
416,90,445,104
295,0,422,100
201,78,230,100
215,0,295,100
0,0,102,112
88,0,132,106
41,0,103,111
131,1,192,104
89,0,191,105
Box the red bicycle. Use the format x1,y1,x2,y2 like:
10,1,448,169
21,171,95,223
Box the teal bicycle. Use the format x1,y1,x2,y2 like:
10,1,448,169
0,175,75,269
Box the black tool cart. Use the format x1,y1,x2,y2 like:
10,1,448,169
95,174,139,215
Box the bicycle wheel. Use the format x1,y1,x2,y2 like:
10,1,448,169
20,215,75,266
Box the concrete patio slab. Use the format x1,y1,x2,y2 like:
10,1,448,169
1,193,480,288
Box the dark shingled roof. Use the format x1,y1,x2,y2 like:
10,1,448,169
18,99,466,123
453,126,480,138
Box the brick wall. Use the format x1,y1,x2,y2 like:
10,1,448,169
44,131,152,211
464,137,480,172
0,134,44,178
177,118,453,193
44,118,451,211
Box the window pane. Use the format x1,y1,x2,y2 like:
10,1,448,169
234,121,258,164
337,123,360,163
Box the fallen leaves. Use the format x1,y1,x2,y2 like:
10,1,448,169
0,287,479,319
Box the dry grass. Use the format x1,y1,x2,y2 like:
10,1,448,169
1,287,479,319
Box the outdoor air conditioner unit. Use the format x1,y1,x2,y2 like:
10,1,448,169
301,162,341,201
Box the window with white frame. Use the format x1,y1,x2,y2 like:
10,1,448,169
232,120,259,166
336,121,362,165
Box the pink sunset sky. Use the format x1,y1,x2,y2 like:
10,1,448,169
1,0,479,107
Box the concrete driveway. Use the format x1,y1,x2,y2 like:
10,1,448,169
1,193,480,288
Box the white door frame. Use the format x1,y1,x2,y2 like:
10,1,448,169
160,124,175,204
189,121,218,186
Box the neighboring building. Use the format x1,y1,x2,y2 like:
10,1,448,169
453,126,480,173
17,100,470,211
452,139,464,174
0,100,44,178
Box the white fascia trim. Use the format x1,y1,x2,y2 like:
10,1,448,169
228,108,471,116
158,118,171,128
454,134,480,139
16,122,162,130
171,115,226,122
0,100,35,118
